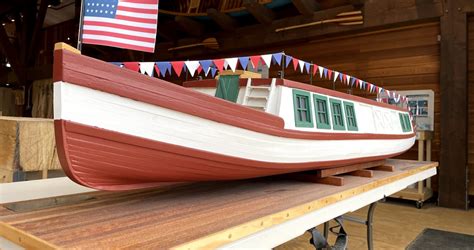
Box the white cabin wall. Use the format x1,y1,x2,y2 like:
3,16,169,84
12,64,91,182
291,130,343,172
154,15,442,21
190,87,246,104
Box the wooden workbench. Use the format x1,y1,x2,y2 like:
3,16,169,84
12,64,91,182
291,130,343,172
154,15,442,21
0,159,437,249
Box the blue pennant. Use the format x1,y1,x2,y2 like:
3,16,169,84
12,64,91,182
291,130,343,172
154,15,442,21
323,68,328,78
339,73,343,82
110,62,123,67
199,60,213,74
272,53,283,66
351,77,356,86
304,63,311,74
285,55,292,68
156,62,171,77
210,67,218,77
238,57,250,70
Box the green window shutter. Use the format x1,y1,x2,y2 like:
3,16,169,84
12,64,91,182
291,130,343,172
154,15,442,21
343,101,358,131
330,98,346,131
404,114,412,132
215,75,240,103
399,113,407,132
313,94,331,129
292,89,314,128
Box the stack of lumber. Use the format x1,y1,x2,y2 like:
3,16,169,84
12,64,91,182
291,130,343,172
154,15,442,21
0,117,61,183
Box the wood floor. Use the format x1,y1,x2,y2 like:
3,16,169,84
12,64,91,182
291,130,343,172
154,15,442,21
277,200,474,250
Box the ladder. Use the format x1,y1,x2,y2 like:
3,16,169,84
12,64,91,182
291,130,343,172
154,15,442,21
242,78,276,112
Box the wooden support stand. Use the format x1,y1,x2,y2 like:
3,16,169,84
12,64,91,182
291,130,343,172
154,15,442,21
288,160,392,186
390,131,434,208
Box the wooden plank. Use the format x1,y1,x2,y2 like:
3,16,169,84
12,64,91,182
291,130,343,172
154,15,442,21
243,0,275,24
316,176,344,186
0,223,57,250
0,160,437,249
439,0,469,209
371,165,395,172
207,8,238,31
349,170,374,178
317,160,385,177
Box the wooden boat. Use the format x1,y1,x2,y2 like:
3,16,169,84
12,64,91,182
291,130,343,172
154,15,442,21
53,44,415,191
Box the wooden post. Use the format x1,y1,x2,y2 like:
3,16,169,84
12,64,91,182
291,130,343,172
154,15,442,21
439,0,469,209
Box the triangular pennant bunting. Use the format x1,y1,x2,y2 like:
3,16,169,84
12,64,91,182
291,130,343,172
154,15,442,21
123,62,140,72
250,56,261,68
328,69,333,80
272,53,283,66
292,58,299,71
285,55,293,68
210,68,218,77
156,62,171,77
319,66,324,78
171,61,185,77
110,62,123,67
238,57,250,70
261,54,272,67
304,63,311,74
185,61,200,77
298,60,305,73
139,62,155,76
200,60,213,75
333,71,339,82
225,58,239,72
213,59,225,71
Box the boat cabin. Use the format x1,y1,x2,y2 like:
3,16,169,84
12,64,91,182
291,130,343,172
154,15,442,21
184,75,413,135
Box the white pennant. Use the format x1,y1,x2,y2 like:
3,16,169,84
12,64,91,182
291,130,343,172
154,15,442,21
318,66,324,78
261,54,272,67
225,58,239,72
185,61,201,77
346,75,351,85
333,71,339,82
139,62,155,76
298,60,305,73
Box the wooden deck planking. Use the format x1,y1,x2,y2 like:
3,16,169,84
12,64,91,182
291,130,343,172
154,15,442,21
0,159,437,249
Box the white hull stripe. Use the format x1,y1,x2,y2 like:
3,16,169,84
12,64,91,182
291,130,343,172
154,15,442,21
54,82,416,164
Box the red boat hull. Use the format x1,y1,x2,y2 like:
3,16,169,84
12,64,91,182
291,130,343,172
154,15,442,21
55,120,406,191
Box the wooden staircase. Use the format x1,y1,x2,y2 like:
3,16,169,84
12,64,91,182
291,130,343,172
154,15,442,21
242,78,276,112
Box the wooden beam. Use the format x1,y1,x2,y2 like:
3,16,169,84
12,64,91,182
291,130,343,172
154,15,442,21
175,16,205,37
26,0,48,65
207,8,238,31
439,0,469,210
292,0,321,16
243,0,275,25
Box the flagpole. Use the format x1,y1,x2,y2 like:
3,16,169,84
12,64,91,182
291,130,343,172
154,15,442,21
76,0,85,51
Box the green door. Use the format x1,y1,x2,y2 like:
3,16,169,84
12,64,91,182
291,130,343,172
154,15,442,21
215,75,240,103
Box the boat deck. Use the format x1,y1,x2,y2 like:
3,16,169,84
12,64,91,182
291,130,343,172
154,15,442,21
0,159,437,249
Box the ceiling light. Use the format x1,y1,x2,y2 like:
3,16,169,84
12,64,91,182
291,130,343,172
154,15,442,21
5,62,11,68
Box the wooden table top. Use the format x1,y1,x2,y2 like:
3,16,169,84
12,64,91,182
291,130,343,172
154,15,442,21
0,159,437,249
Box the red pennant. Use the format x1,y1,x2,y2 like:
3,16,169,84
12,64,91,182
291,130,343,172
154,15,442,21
154,65,160,77
292,58,298,71
250,56,261,68
341,74,346,84
327,69,333,80
171,61,185,77
123,62,139,72
213,59,225,71
355,79,360,87
312,64,318,76
197,65,202,75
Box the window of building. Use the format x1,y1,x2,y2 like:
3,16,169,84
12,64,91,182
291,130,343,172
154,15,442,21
344,101,358,131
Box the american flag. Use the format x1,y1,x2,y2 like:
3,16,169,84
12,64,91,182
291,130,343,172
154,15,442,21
81,0,159,53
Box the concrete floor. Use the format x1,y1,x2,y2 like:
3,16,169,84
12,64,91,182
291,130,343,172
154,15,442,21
276,200,474,249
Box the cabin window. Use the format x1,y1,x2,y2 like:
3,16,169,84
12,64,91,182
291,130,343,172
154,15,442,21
330,99,346,130
404,114,412,132
313,94,331,129
292,89,314,128
344,101,358,131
